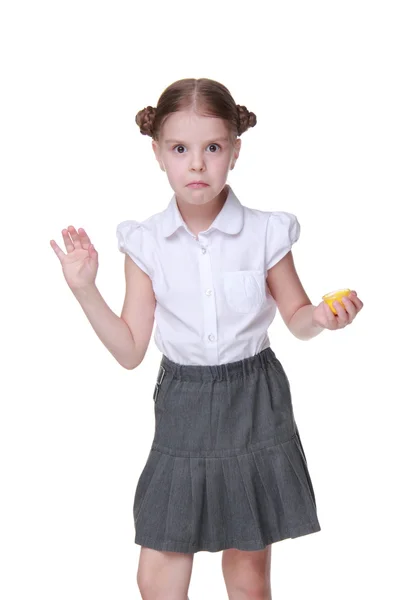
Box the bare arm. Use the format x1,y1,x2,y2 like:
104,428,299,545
267,251,363,338
51,225,155,369
72,284,136,369
267,251,324,341
119,253,156,367
73,255,155,369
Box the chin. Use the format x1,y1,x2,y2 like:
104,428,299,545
184,196,211,206
181,186,212,199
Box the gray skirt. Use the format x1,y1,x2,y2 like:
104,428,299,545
133,347,321,553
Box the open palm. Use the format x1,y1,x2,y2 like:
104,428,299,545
50,225,98,291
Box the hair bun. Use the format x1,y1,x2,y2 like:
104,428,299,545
236,105,257,136
135,106,157,137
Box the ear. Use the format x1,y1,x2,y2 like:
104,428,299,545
230,138,241,170
152,140,165,171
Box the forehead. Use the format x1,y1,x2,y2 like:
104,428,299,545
161,110,230,143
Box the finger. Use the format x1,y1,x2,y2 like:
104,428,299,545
67,225,83,249
334,300,349,327
62,228,75,253
323,301,339,329
348,290,364,311
50,239,66,261
77,227,92,250
352,296,364,311
342,296,357,321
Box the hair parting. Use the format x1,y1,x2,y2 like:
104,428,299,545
135,78,257,142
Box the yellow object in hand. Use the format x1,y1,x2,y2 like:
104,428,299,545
322,289,352,315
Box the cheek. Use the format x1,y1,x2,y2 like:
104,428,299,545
163,161,186,185
207,153,231,169
163,157,182,174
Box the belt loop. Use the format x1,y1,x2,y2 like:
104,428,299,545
153,383,160,402
153,365,166,402
157,365,166,385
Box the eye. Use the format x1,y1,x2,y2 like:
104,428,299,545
171,143,222,154
172,145,186,153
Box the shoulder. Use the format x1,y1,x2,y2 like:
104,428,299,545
117,204,170,239
116,206,171,277
116,219,150,253
242,205,300,237
244,205,299,225
116,213,162,279
116,206,166,239
265,210,300,241
242,207,301,272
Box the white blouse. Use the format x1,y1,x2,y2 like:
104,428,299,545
116,185,300,366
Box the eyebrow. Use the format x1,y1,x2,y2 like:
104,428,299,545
164,137,229,144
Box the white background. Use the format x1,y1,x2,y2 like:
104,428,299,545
1,1,399,598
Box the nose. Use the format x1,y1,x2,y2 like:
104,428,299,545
189,150,205,172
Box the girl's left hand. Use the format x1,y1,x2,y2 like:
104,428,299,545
312,291,364,331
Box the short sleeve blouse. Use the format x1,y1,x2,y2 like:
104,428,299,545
265,211,300,271
116,220,153,278
114,186,301,366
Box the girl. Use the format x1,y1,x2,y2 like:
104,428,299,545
50,78,363,600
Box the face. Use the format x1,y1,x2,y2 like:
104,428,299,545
152,109,241,206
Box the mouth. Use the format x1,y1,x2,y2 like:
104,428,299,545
187,182,209,188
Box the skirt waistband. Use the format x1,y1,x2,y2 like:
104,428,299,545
159,346,278,382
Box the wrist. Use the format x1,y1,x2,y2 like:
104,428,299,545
289,304,324,340
311,305,319,328
71,283,98,300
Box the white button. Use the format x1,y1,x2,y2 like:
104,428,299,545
205,289,212,296
201,247,206,254
208,334,215,342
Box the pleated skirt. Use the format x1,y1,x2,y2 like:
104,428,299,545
133,346,321,553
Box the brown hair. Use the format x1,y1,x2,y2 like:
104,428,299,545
135,78,257,142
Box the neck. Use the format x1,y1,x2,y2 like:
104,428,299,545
176,185,228,235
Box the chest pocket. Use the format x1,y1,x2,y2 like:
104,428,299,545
222,269,266,313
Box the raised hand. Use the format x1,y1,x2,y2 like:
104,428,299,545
312,291,364,331
50,226,99,291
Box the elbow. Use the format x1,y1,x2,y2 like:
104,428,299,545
120,360,139,370
286,323,308,341
288,329,313,341
121,363,136,370
120,355,144,370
